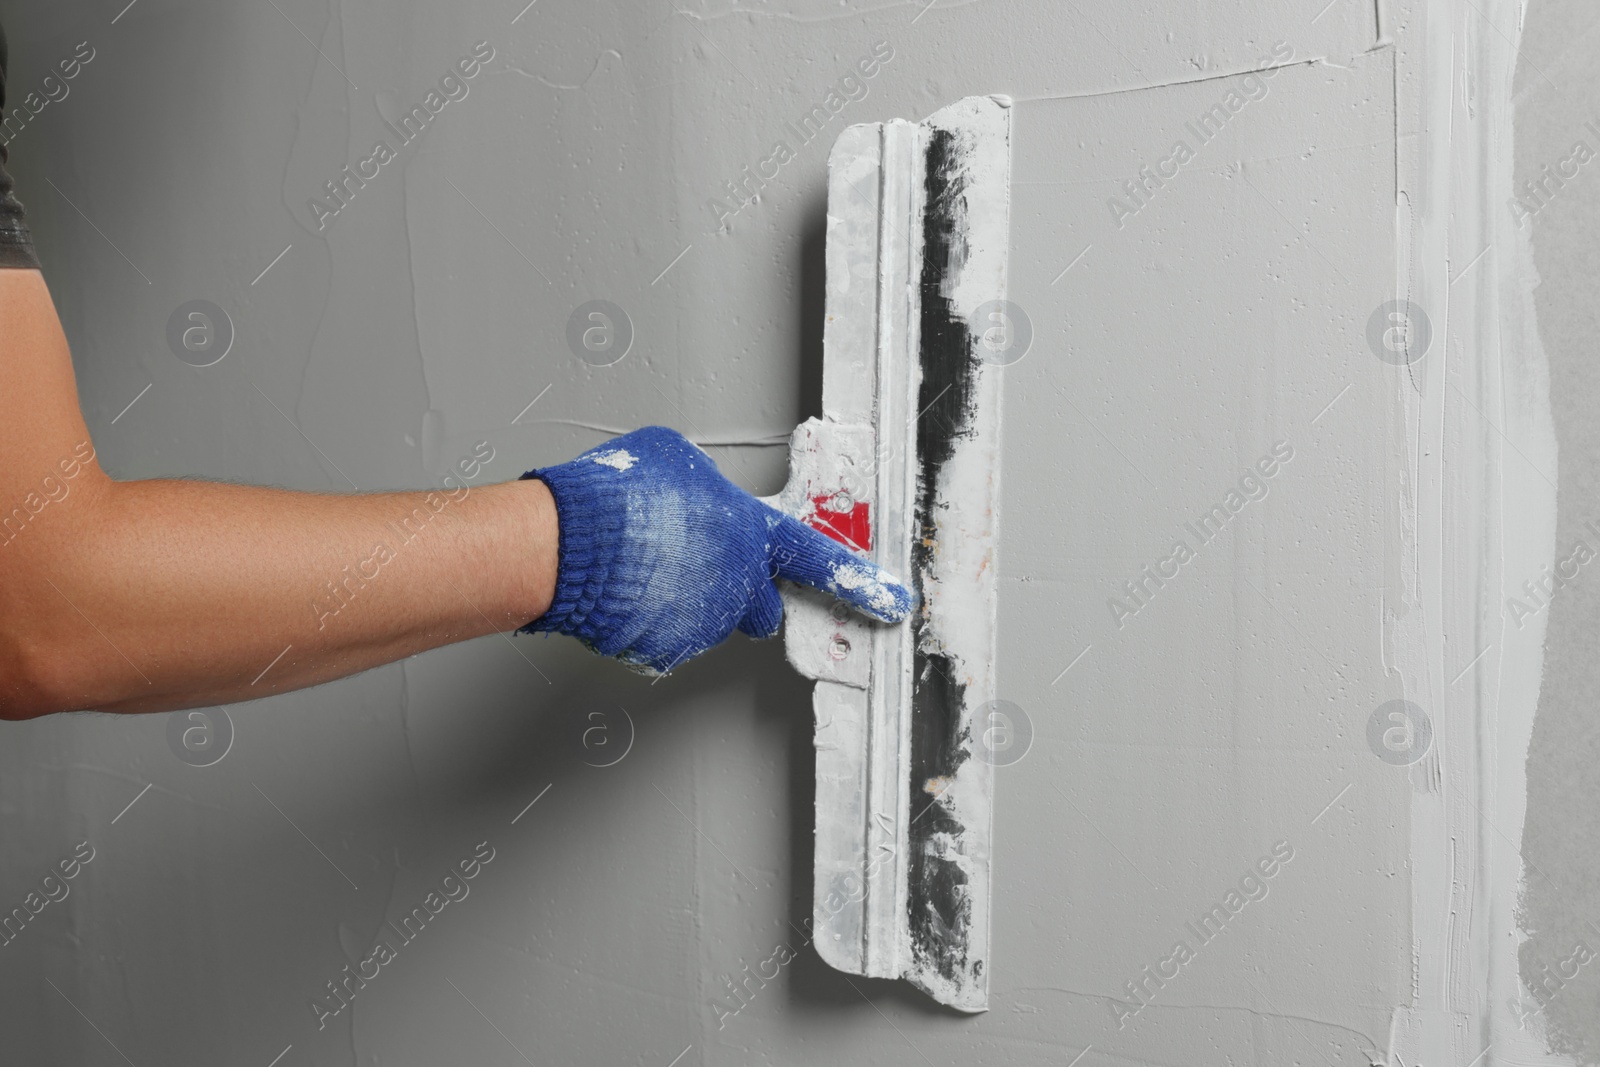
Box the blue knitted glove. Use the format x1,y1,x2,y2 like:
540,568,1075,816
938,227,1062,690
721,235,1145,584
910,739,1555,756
518,426,913,674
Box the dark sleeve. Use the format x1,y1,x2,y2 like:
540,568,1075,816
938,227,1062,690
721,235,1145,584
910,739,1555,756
0,21,41,270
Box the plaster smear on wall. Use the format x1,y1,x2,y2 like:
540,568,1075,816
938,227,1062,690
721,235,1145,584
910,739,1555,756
1384,0,1566,1064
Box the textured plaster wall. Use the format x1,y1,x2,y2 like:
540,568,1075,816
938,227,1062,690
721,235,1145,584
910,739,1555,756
0,1,1441,1065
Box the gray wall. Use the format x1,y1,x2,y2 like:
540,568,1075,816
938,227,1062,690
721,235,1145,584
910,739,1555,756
0,2,1427,1065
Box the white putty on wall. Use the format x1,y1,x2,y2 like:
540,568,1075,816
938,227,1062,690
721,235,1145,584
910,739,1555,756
1381,0,1564,1065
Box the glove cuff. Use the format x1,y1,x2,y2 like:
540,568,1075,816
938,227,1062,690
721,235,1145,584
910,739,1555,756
516,458,648,645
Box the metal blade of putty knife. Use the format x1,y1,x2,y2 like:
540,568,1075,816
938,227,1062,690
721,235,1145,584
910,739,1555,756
767,94,1009,1013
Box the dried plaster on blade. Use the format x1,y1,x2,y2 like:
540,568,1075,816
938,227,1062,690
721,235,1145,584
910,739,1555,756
902,100,1008,1011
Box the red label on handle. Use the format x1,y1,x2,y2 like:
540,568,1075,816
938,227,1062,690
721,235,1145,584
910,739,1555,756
808,494,872,553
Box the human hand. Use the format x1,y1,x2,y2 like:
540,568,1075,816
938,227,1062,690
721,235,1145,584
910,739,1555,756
518,426,912,674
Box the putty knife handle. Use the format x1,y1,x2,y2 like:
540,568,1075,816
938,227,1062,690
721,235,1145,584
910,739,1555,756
766,418,878,690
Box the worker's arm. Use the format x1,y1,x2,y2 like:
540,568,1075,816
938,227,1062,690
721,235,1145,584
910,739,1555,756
0,270,912,719
0,268,563,717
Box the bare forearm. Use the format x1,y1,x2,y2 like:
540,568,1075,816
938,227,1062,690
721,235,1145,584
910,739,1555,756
0,269,557,718
0,472,556,716
0,268,909,718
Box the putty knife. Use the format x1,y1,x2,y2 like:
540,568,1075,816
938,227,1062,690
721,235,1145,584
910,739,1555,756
767,95,1009,1012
